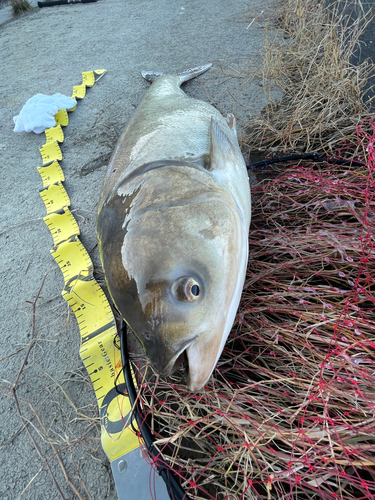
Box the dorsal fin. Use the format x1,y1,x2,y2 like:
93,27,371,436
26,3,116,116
225,113,237,138
209,118,238,171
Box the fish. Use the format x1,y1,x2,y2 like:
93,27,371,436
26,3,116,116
97,64,251,391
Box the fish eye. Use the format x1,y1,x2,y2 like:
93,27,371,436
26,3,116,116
184,278,200,301
172,277,201,303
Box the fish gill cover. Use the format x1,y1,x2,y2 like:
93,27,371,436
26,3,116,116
117,1,375,499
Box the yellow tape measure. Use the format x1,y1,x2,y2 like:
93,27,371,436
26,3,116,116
38,161,65,188
45,125,64,144
55,109,69,127
44,208,79,246
82,71,96,87
37,70,140,463
72,84,87,100
40,182,70,214
50,236,93,286
40,141,63,165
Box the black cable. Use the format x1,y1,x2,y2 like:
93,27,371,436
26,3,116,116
119,319,187,500
246,152,366,169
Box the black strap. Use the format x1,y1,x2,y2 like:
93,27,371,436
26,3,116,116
247,152,365,169
119,319,187,500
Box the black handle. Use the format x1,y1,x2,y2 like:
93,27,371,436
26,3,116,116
38,0,96,7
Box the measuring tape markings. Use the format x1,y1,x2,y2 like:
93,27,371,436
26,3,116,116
62,278,115,338
55,109,69,127
72,84,87,100
40,141,63,165
45,125,64,144
82,71,96,88
38,161,65,187
38,69,141,463
44,208,80,247
50,236,93,286
40,181,71,214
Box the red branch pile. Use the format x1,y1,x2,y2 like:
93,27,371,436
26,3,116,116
136,121,375,500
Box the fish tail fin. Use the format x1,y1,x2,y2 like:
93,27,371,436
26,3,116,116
177,63,212,83
141,63,212,85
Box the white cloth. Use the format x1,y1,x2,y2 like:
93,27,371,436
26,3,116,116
13,94,77,134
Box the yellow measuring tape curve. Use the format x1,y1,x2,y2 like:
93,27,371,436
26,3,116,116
38,69,140,461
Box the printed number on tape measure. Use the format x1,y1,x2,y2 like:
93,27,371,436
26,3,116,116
40,141,63,165
40,182,70,214
63,278,116,343
51,235,93,286
81,329,136,434
38,161,64,188
63,277,139,456
44,208,79,246
45,125,64,144
80,318,139,456
54,109,69,127
72,84,86,100
82,71,96,87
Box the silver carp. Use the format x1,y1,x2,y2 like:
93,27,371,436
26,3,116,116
97,64,251,391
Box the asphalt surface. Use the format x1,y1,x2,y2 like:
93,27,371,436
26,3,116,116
351,2,375,108
0,1,272,499
330,0,375,108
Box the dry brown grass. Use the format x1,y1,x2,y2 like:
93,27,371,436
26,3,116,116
10,0,32,15
241,0,375,158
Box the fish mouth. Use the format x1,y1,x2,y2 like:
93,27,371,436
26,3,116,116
158,332,220,392
170,349,189,375
162,337,197,378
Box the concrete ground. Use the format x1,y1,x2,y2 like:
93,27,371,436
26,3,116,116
0,1,274,499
